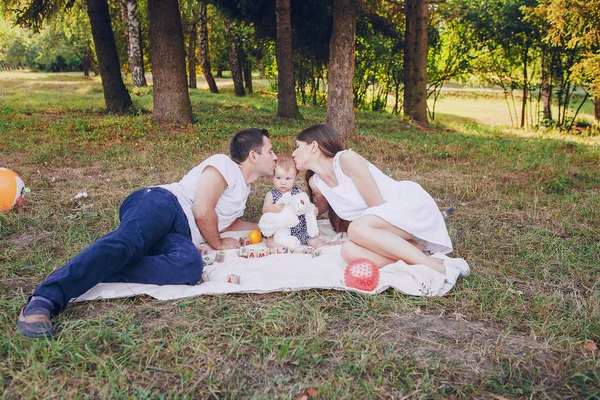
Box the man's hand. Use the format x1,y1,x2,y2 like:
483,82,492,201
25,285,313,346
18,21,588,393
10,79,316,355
214,237,241,250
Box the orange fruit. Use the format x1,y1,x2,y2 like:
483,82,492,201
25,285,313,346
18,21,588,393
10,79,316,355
248,229,262,244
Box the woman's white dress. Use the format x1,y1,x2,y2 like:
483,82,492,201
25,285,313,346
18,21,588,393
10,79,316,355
313,151,453,254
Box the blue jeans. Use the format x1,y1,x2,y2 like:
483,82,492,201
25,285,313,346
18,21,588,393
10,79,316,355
33,187,203,313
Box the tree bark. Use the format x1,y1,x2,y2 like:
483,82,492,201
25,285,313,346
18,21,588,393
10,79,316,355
83,48,93,77
224,21,245,97
148,0,193,123
326,0,357,139
243,58,253,94
125,0,147,87
258,58,265,79
86,0,132,113
520,47,528,128
198,0,218,93
540,47,552,121
188,21,198,89
276,0,301,118
403,0,428,124
595,96,600,122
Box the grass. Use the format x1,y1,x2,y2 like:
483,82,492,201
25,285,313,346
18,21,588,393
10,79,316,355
1,71,599,399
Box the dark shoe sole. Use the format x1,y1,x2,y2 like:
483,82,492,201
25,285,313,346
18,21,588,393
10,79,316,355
17,308,53,338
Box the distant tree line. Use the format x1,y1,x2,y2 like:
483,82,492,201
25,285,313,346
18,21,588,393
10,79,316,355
0,0,598,135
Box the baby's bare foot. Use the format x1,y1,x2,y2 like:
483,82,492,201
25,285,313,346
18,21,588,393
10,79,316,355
308,236,327,248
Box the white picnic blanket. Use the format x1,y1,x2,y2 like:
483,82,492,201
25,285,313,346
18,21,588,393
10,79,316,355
75,220,459,302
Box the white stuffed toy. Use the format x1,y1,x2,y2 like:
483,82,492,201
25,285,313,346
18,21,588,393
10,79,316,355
258,191,319,248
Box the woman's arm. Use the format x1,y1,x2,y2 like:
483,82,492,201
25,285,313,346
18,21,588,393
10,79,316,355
309,176,330,216
338,151,385,207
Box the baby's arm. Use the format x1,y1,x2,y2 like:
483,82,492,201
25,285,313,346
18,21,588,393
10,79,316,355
262,191,284,213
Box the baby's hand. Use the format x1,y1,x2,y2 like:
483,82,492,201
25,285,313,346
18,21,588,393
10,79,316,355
272,203,285,213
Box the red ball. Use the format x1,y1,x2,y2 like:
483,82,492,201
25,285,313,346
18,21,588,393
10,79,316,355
344,258,380,292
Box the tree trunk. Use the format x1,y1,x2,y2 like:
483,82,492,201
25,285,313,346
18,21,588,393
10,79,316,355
86,0,132,113
276,0,301,118
595,96,600,122
83,48,92,77
148,0,193,123
216,66,223,78
243,58,253,94
224,21,245,97
403,0,415,119
403,0,428,124
326,0,357,139
125,0,147,87
540,47,552,121
188,21,198,89
198,0,218,93
258,58,265,79
520,47,528,128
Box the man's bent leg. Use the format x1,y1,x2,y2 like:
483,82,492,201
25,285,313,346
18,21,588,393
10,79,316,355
29,188,184,314
105,232,203,285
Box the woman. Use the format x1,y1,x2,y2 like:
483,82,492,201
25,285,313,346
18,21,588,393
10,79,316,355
292,124,469,277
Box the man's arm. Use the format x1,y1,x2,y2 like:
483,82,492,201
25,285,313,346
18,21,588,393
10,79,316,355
192,166,240,250
222,218,258,232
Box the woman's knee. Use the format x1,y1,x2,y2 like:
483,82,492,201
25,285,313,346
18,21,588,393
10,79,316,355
347,218,372,243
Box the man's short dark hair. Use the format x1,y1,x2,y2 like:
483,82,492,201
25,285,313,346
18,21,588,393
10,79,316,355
230,128,270,163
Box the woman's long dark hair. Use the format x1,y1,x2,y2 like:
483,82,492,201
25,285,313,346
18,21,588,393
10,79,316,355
296,124,350,233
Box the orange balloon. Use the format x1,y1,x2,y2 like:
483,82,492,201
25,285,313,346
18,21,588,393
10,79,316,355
248,229,262,244
0,168,25,212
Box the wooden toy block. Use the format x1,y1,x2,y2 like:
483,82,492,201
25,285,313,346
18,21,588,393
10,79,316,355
226,274,240,284
215,251,226,263
239,236,251,246
202,254,215,265
311,248,323,258
197,243,212,255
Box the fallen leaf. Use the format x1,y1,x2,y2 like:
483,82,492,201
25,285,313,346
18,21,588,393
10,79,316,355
584,339,598,352
295,395,308,400
306,387,319,397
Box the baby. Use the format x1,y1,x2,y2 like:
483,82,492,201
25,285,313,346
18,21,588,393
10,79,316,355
262,154,326,248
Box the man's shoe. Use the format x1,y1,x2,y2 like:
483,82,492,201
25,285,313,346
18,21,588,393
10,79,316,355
17,297,55,338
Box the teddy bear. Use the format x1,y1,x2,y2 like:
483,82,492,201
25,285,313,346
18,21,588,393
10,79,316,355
258,191,319,248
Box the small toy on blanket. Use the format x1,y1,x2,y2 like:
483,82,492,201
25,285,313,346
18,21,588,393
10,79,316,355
258,191,319,248
238,244,321,258
344,258,380,292
196,243,226,265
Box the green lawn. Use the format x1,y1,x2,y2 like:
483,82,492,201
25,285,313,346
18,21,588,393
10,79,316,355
1,71,599,398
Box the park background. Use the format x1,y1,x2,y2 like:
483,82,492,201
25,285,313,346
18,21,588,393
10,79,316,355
1,0,599,398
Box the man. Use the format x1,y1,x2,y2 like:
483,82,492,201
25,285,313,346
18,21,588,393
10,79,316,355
18,128,277,338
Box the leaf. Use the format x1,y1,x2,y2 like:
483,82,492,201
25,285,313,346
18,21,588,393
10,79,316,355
306,387,319,397
584,339,598,352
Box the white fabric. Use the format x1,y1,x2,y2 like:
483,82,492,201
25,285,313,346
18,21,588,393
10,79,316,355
314,150,452,254
74,221,458,303
159,154,250,246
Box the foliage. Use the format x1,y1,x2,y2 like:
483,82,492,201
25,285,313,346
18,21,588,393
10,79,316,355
536,0,600,101
0,13,85,71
